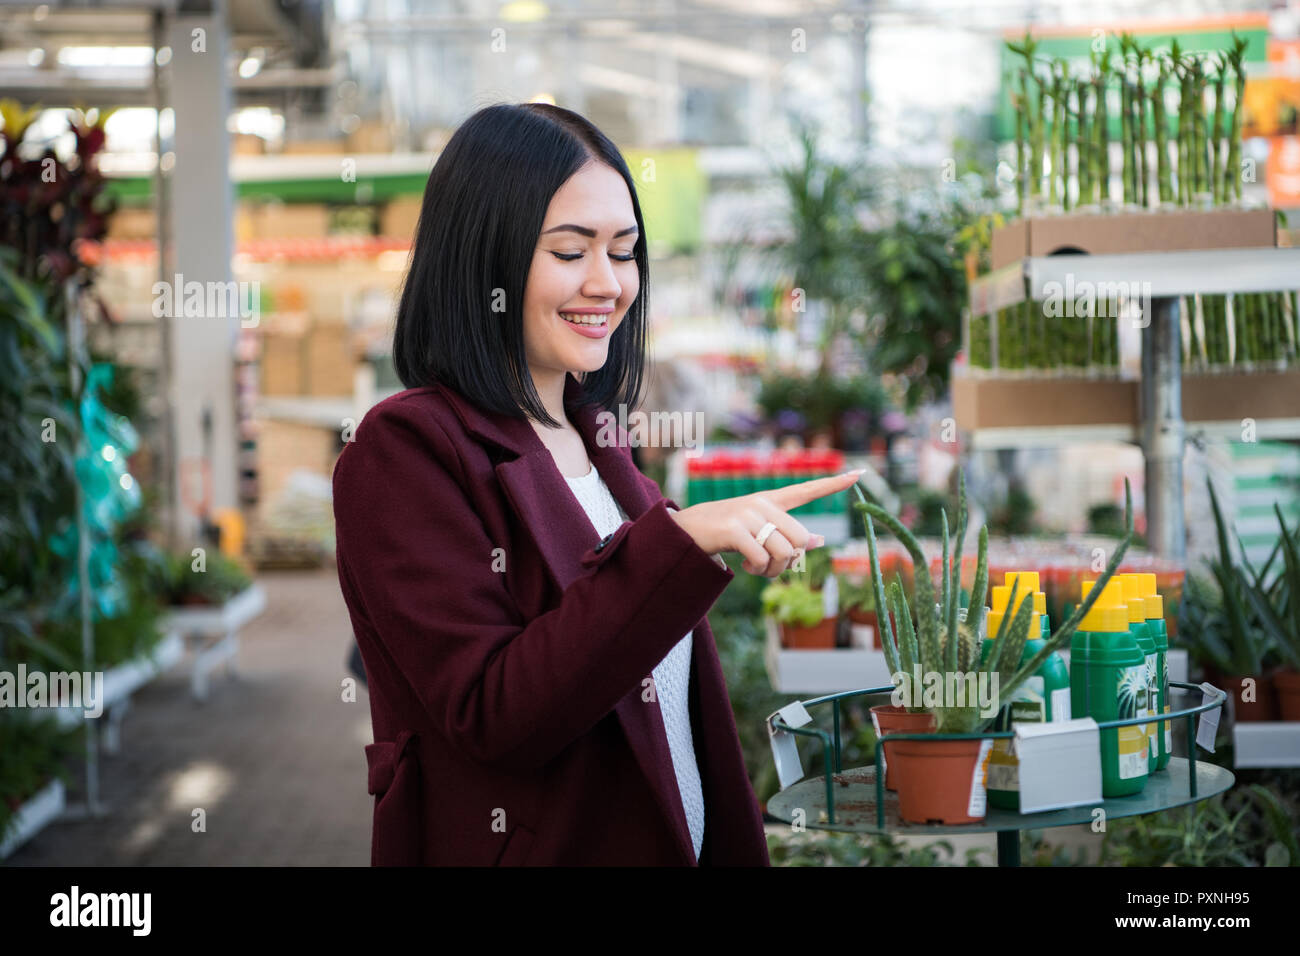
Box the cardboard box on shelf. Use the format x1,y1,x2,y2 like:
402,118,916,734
952,374,1138,431
259,312,310,397
279,139,347,155
952,367,1300,433
346,120,394,155
381,196,422,240
990,208,1277,271
253,203,332,239
254,417,341,524
231,133,266,156
303,322,355,397
106,206,156,240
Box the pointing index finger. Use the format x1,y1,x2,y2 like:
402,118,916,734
761,469,866,512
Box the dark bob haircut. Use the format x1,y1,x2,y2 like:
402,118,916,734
392,102,649,428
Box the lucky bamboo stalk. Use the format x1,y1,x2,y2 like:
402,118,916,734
1224,32,1248,203
1076,80,1091,205
1153,55,1172,204
1192,56,1209,200
1051,62,1066,208
1135,44,1150,207
1093,49,1111,204
1119,38,1135,205
1209,54,1227,204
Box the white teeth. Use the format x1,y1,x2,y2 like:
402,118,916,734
560,312,608,326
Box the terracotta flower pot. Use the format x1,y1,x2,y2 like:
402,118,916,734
1207,669,1278,722
869,704,936,792
846,607,883,649
1274,669,1300,722
891,737,990,825
780,617,836,649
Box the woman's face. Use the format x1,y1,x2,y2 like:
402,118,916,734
522,161,640,387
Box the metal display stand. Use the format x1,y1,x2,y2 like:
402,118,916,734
767,681,1232,866
966,246,1300,561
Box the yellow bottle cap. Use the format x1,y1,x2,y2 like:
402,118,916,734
1135,572,1157,597
989,584,1038,640
1006,571,1040,595
987,608,1041,643
1117,573,1145,603
1126,597,1145,623
1079,579,1128,632
1033,591,1046,615
991,584,1034,613
1145,593,1164,619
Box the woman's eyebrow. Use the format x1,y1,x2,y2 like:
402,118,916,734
541,223,639,238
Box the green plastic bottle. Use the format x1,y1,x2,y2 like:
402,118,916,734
985,574,1072,811
1118,575,1160,773
1137,573,1171,771
1071,579,1149,797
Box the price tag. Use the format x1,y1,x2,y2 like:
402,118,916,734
768,701,814,790
1196,682,1220,753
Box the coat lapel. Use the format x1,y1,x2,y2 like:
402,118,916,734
437,373,698,864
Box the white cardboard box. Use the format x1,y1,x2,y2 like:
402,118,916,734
763,616,894,694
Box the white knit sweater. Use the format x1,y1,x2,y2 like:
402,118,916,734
563,463,705,863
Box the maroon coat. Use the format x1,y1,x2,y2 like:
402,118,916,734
331,372,770,866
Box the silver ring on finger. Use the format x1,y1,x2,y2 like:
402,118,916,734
754,521,778,548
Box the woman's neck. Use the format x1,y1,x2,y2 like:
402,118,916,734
530,368,570,432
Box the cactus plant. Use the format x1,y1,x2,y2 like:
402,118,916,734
853,472,1134,734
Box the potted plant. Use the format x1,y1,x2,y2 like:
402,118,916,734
1235,503,1300,721
853,473,1133,823
838,572,882,649
1189,479,1281,721
164,551,254,607
761,579,836,649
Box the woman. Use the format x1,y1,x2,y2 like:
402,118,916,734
331,102,862,866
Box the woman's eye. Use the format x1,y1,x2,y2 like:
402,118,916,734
551,251,636,262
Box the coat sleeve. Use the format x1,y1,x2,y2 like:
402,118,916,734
332,398,735,773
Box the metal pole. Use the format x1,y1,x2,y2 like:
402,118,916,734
153,8,178,555
64,280,106,819
1141,297,1186,561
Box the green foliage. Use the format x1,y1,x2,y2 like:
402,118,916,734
1087,502,1126,538
1100,777,1300,866
0,716,83,850
161,550,254,606
838,572,876,615
988,483,1038,537
759,579,825,628
858,207,968,409
767,828,991,867
854,471,1134,733
1181,477,1289,675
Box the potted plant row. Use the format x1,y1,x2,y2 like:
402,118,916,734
851,472,1134,825
761,548,892,650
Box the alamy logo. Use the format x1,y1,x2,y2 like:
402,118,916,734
0,666,104,718
1042,274,1152,327
152,273,260,328
594,405,706,457
50,885,151,935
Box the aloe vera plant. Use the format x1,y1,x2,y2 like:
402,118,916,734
853,473,1134,734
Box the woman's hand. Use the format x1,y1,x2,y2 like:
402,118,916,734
667,470,866,577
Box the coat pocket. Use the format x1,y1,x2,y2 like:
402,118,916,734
494,822,536,867
365,730,422,866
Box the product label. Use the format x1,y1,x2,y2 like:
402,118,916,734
1117,664,1148,779
1118,725,1148,779
1010,676,1046,724
967,738,995,817
986,737,1019,791
1050,687,1072,722
1164,703,1172,753
1146,653,1158,759
1162,655,1171,752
